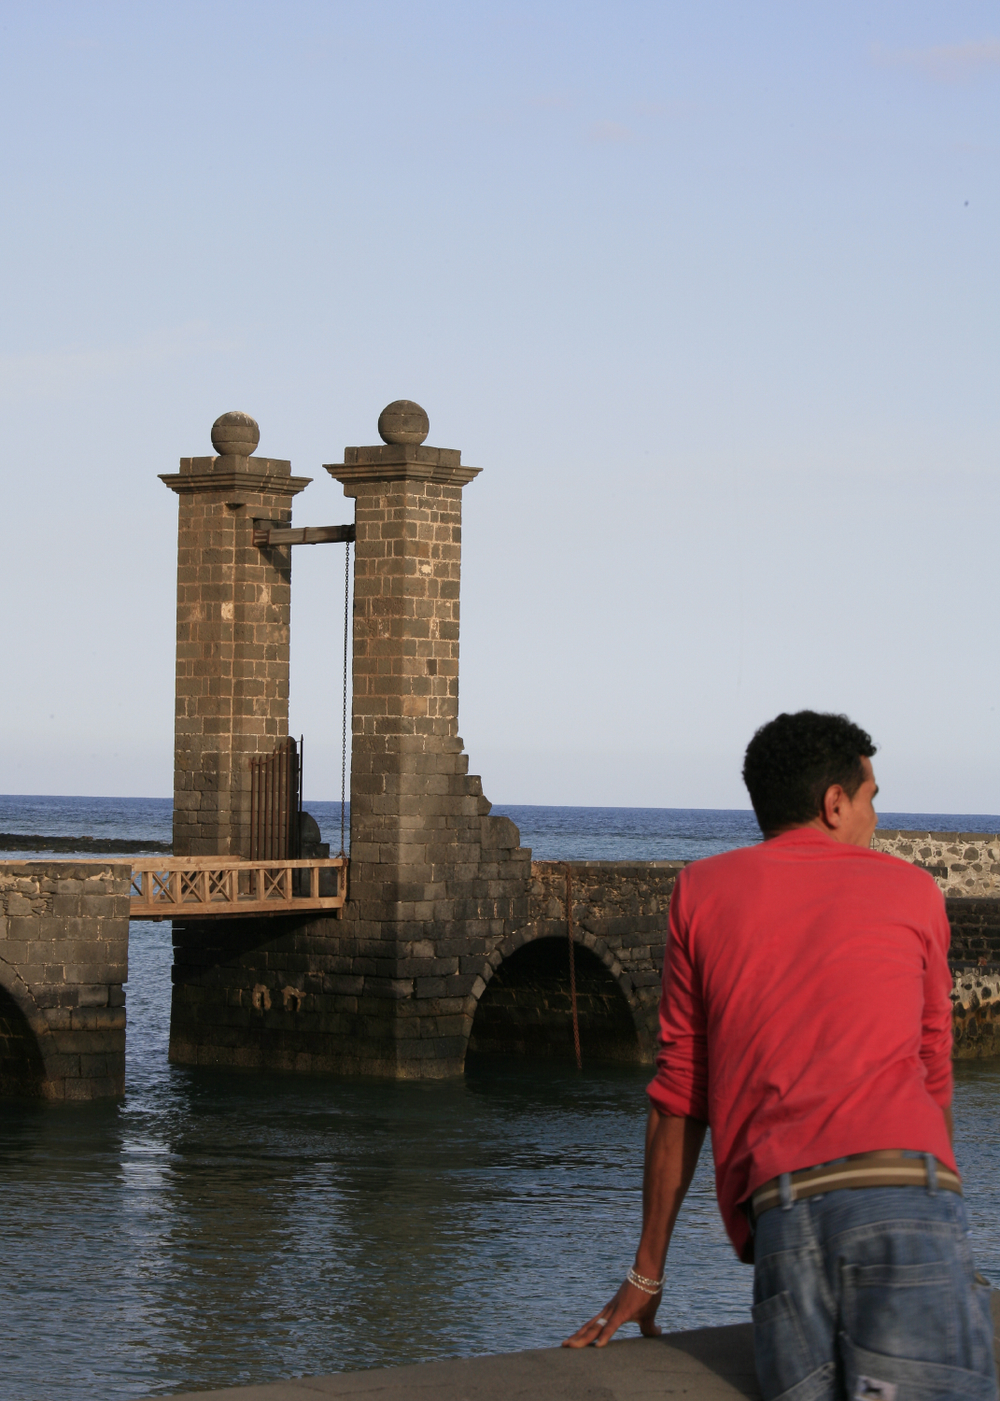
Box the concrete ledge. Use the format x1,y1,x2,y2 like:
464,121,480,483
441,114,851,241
146,1324,759,1400
144,1294,1000,1401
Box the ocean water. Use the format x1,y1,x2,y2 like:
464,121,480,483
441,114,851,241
0,796,999,1401
1,793,998,861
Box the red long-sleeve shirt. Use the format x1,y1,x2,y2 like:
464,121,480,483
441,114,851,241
647,826,956,1262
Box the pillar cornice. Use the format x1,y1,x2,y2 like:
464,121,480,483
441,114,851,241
160,457,311,497
324,443,480,491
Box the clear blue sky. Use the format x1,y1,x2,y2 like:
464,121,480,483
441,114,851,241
1,1,997,812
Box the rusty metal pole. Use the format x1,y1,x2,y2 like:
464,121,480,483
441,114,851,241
565,866,582,1070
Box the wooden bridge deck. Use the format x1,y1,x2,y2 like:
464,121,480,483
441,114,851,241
129,857,347,920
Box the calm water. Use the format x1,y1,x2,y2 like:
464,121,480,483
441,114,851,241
1,796,999,1401
2,793,998,860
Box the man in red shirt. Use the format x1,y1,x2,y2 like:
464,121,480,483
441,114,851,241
565,710,996,1401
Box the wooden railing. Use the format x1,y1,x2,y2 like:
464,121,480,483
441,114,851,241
129,857,346,920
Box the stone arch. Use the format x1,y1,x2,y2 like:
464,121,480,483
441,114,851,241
463,925,648,1066
0,960,51,1098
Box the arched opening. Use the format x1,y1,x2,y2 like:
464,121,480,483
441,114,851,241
467,938,642,1064
0,985,46,1098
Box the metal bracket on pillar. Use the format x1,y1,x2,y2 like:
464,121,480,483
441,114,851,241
252,522,356,548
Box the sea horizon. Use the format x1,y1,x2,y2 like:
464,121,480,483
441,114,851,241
2,793,998,864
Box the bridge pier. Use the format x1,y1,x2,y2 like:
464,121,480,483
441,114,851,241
0,860,128,1098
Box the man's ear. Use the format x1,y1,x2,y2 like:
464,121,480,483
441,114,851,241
821,784,846,829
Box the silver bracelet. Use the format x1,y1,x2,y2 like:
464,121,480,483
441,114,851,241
627,1267,664,1295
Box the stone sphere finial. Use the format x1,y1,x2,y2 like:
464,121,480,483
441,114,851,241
211,410,260,457
378,400,429,445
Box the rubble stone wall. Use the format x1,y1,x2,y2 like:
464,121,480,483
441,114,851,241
951,967,1000,1060
873,830,1000,898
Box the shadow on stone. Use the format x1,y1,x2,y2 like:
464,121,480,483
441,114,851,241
468,936,642,1063
660,1322,759,1397
0,984,45,1098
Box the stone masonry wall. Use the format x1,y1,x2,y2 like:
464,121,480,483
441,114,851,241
524,861,683,1057
169,816,529,1077
946,900,1000,964
166,408,681,1076
0,860,129,1098
168,858,683,1073
467,938,641,1062
165,843,1000,1072
167,813,1000,1077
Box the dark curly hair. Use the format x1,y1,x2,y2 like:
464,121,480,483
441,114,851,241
742,711,876,836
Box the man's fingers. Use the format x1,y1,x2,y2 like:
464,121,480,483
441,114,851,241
562,1282,663,1349
562,1302,620,1348
591,1298,629,1349
561,1322,597,1348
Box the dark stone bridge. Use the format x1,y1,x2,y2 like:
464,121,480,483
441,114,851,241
168,859,684,1076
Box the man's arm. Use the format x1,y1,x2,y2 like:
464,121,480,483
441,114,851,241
921,899,955,1119
562,1108,707,1348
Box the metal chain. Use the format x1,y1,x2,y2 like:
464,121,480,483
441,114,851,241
565,866,583,1070
339,538,351,857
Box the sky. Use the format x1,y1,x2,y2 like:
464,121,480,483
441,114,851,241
1,1,997,812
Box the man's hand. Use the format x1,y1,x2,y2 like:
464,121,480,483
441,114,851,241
562,1279,662,1348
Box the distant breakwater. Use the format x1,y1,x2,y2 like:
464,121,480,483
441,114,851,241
0,833,171,854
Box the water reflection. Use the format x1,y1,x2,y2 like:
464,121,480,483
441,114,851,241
0,922,996,1401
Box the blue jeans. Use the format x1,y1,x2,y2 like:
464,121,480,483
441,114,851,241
752,1180,997,1401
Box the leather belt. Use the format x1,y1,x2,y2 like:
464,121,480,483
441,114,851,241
751,1151,962,1219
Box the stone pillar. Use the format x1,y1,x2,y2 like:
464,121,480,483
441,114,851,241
325,400,532,1076
160,412,311,857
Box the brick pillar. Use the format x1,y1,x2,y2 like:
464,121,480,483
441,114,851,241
160,412,311,857
325,400,531,1076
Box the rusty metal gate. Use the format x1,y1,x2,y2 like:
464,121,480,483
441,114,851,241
249,736,301,860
